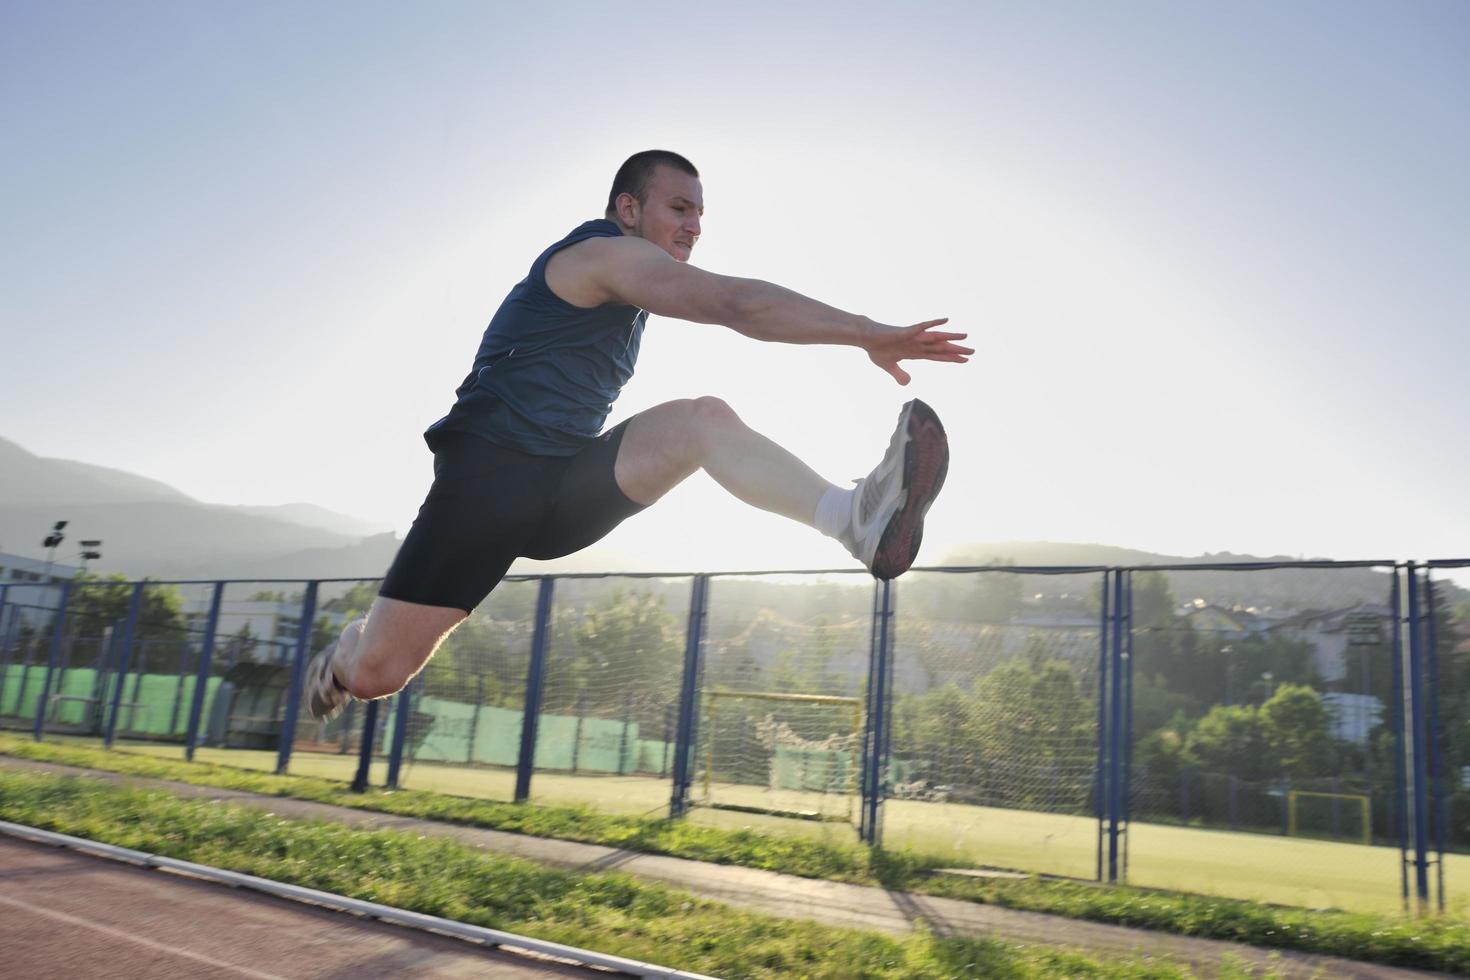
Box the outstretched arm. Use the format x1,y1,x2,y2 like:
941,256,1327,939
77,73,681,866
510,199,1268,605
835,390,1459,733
578,237,973,384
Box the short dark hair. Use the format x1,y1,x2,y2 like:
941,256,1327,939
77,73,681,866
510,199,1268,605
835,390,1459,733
605,150,699,219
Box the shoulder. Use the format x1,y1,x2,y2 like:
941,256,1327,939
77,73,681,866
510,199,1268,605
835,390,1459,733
545,234,669,308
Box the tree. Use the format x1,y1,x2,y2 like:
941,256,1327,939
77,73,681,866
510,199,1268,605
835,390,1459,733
424,613,511,706
1185,703,1274,782
544,589,681,717
1260,683,1334,779
968,654,1095,809
894,683,982,790
63,573,188,672
1184,683,1335,783
321,581,378,617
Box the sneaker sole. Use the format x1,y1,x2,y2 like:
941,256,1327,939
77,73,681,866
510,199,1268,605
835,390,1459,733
871,399,948,580
305,643,348,721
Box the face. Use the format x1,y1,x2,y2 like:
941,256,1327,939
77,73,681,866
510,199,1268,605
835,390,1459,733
617,165,703,261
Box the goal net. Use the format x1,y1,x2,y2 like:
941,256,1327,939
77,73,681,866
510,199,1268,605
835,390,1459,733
697,690,863,822
1287,790,1371,846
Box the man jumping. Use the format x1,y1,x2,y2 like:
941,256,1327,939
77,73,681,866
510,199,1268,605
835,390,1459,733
306,150,972,720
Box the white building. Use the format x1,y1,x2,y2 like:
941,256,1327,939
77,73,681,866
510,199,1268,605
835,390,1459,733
0,551,77,632
1269,604,1392,684
1320,692,1385,745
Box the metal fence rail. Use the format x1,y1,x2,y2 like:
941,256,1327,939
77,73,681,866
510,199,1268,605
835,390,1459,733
2,559,1466,914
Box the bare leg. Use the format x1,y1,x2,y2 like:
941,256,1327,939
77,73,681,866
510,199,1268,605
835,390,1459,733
332,596,465,701
326,397,835,709
615,396,836,522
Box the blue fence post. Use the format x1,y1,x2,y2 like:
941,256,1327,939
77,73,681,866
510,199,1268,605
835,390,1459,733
514,576,555,803
1423,572,1446,912
859,581,880,843
275,581,319,775
0,584,9,716
859,581,880,841
860,580,894,845
184,581,225,761
351,697,380,792
386,676,415,789
1094,570,1110,882
1406,564,1430,912
1107,569,1126,883
877,580,897,846
32,582,73,741
1390,567,1409,908
669,574,709,818
103,583,146,749
1122,570,1135,882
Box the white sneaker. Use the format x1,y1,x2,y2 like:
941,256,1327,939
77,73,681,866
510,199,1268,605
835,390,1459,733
843,399,949,580
305,642,353,721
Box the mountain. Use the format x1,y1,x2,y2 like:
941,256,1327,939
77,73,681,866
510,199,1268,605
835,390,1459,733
0,436,396,578
225,503,392,539
0,436,196,508
940,541,1468,609
4,434,1462,608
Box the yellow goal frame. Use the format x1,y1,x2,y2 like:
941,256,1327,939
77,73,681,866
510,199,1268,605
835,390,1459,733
701,690,864,821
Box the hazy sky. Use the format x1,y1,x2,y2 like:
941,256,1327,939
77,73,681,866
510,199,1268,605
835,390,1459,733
2,1,1467,578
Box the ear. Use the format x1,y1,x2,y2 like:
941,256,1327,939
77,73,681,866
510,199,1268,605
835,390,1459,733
615,191,640,227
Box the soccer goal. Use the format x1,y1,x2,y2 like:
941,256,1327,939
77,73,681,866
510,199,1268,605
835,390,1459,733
697,690,864,823
1287,790,1371,846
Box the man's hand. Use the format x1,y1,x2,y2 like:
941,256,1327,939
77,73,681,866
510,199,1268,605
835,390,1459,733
864,319,974,385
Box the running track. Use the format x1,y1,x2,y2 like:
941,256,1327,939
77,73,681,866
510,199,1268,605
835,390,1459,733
0,836,609,979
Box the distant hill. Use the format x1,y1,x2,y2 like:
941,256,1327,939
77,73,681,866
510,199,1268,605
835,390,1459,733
226,503,392,540
0,436,196,508
4,434,1461,608
940,541,1468,610
0,436,396,579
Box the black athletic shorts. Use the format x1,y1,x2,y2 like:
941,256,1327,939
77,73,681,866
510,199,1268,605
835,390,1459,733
379,423,646,612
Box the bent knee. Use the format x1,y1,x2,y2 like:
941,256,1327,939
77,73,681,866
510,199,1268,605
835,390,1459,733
687,396,742,453
690,395,738,425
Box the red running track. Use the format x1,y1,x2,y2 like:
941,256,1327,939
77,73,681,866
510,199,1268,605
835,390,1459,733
0,836,609,979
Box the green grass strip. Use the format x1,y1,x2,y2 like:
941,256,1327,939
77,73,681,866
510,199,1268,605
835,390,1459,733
0,769,1237,980
3,734,1466,974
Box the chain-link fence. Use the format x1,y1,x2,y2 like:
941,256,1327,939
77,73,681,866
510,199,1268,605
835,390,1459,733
4,560,1467,914
1120,564,1405,911
694,572,873,827
886,568,1105,878
0,583,64,731
395,576,537,802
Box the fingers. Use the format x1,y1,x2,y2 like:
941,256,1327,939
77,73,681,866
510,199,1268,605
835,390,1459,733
920,337,975,356
888,364,912,385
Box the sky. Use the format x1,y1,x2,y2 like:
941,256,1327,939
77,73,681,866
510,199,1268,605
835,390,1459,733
2,0,1468,580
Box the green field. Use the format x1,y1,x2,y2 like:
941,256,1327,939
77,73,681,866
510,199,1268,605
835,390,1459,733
97,738,1467,916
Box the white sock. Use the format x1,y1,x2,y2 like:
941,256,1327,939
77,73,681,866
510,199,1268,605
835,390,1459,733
813,484,855,542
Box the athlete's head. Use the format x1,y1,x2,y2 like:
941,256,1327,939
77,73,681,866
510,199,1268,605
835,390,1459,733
605,150,703,262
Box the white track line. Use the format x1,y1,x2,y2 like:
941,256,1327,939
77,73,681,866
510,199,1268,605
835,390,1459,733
0,890,289,980
0,820,719,980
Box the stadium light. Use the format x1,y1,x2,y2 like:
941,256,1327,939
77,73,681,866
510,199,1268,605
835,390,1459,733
79,540,103,573
41,520,68,579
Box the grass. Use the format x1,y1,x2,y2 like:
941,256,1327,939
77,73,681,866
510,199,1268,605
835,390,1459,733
2,733,1468,974
105,738,1464,917
0,769,1236,980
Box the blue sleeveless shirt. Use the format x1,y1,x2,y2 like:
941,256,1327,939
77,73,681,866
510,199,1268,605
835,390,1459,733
425,220,648,456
